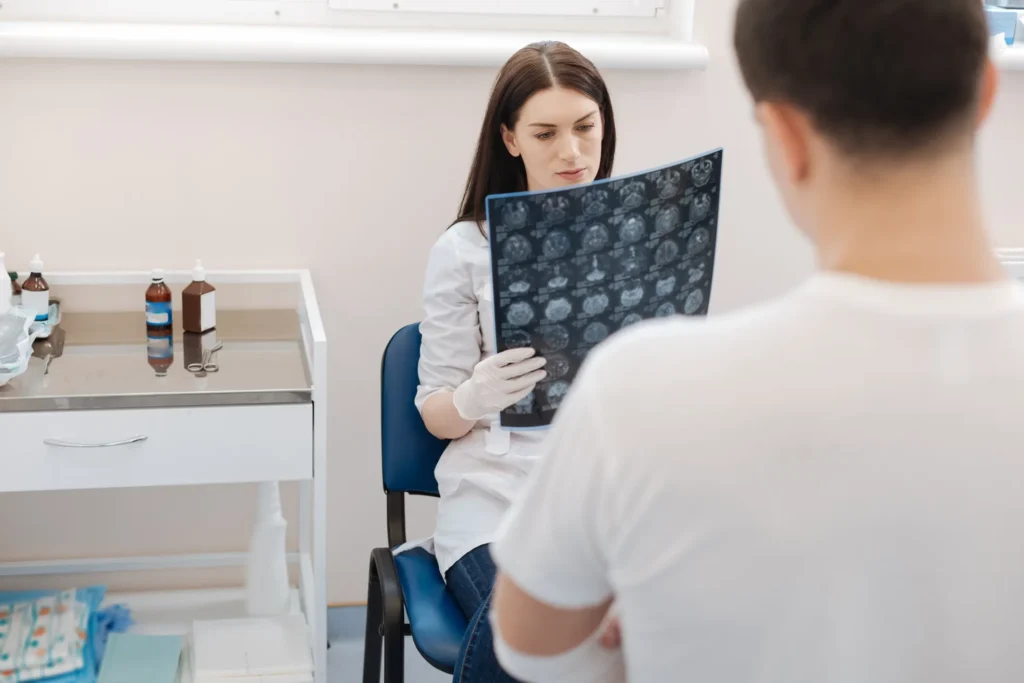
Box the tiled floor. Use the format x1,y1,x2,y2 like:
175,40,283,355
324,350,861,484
328,606,450,683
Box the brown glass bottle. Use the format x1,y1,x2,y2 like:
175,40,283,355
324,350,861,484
22,255,50,322
8,272,21,306
182,260,216,334
146,326,174,377
145,269,173,330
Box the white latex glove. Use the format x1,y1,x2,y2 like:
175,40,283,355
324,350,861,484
453,348,548,421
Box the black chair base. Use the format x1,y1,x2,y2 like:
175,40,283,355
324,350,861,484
363,548,406,683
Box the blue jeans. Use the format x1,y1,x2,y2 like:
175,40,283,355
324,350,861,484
445,544,519,683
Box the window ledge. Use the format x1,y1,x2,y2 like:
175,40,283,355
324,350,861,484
0,21,709,70
994,44,1024,70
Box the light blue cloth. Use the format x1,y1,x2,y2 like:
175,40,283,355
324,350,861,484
0,588,129,683
96,634,181,683
90,607,132,666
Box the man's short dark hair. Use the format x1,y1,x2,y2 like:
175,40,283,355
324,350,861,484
734,0,990,157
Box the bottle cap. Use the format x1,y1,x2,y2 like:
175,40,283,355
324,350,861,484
8,272,16,281
151,268,165,282
30,255,43,273
192,260,207,283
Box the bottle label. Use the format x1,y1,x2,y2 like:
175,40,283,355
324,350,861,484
22,290,49,321
200,291,216,332
146,333,173,359
201,329,218,351
146,301,172,327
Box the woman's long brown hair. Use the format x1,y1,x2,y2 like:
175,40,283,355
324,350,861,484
455,41,617,227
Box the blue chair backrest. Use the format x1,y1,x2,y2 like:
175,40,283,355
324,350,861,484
381,323,450,496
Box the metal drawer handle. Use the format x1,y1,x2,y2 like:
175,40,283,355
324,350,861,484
43,435,148,449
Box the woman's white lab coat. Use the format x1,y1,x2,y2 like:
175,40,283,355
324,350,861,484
414,220,546,578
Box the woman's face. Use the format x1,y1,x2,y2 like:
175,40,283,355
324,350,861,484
502,86,604,192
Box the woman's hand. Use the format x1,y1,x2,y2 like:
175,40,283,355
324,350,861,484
452,348,547,421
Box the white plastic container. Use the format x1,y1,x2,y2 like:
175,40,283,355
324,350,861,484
245,481,291,617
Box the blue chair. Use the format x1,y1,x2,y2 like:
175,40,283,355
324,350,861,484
363,323,470,683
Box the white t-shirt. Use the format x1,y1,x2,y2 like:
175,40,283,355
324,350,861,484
493,272,1024,683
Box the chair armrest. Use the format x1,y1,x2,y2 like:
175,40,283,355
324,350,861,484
370,547,405,637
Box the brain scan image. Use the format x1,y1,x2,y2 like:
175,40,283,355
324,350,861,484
619,246,649,278
507,302,535,327
583,190,610,217
510,392,536,414
545,297,572,323
582,223,610,253
655,205,681,235
502,200,529,229
654,239,680,267
546,355,571,380
655,275,677,298
542,325,571,352
541,230,572,260
691,193,712,222
620,313,643,329
584,255,611,283
503,235,532,263
619,215,646,244
504,329,532,348
506,267,532,295
688,261,706,284
656,169,682,198
620,281,645,308
488,152,719,427
656,302,677,318
688,228,710,256
684,289,704,315
545,381,571,409
542,195,571,223
582,291,610,317
543,261,574,290
583,322,610,345
619,181,646,210
691,158,714,187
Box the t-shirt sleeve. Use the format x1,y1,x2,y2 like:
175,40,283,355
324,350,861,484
491,367,615,608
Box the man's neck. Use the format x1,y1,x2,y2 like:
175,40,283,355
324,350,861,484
814,153,1005,284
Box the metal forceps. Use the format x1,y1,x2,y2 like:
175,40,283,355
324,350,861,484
187,341,223,376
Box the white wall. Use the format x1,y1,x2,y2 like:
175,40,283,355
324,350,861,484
0,0,1021,603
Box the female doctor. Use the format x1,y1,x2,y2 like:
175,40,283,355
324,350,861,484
415,41,617,682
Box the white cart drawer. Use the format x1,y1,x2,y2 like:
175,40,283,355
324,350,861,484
0,404,312,493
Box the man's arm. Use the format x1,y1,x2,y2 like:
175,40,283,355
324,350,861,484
490,574,624,683
493,573,612,656
487,366,625,682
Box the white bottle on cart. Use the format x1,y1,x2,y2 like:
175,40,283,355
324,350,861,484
245,481,292,617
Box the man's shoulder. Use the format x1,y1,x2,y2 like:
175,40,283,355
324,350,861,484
586,301,784,382
568,296,816,438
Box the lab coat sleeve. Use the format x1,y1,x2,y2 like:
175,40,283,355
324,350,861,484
414,234,483,414
491,367,614,608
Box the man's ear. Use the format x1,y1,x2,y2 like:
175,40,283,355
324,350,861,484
975,59,999,129
757,101,812,184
